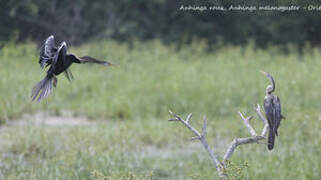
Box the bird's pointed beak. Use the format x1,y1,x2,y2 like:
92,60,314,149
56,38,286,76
260,70,268,76
103,61,115,66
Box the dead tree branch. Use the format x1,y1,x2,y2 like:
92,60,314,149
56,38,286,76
169,110,225,178
223,107,267,163
168,104,268,179
254,104,269,137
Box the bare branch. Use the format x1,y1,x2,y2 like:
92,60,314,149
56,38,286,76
254,104,269,137
168,111,225,178
186,113,192,123
190,136,201,141
168,105,269,178
222,111,267,164
168,118,179,121
238,112,256,137
223,136,265,162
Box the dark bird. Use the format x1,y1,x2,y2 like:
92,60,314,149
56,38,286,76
261,71,285,150
31,35,113,102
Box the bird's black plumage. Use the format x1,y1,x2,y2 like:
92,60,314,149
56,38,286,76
32,35,113,102
39,35,57,69
261,71,284,150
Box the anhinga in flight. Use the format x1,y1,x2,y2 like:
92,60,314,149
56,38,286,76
261,71,285,150
31,35,113,102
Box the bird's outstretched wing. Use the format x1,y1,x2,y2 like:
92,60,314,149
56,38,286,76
39,35,57,69
78,56,113,66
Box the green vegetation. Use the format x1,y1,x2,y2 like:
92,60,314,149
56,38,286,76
2,0,321,49
0,41,321,179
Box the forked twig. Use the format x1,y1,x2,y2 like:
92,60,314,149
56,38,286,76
169,111,224,178
168,104,268,179
223,105,268,163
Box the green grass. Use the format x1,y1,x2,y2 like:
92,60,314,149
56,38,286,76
0,40,321,179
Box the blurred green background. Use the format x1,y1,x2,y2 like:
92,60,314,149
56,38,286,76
2,0,321,50
1,0,321,179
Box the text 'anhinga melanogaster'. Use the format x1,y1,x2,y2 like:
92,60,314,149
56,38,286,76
31,35,113,102
261,71,285,150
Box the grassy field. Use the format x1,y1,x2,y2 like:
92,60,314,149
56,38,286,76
0,40,320,179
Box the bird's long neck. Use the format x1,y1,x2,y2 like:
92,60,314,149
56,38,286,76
67,54,81,64
267,75,275,93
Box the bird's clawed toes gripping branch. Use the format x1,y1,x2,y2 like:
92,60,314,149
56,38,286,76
168,105,268,179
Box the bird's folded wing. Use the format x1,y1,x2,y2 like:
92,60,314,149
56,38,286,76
273,96,283,135
52,42,67,69
263,97,274,128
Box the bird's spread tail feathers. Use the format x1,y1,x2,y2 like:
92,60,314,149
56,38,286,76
268,128,275,150
31,76,54,102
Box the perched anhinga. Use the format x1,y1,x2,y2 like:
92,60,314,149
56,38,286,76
31,35,113,102
261,71,285,150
